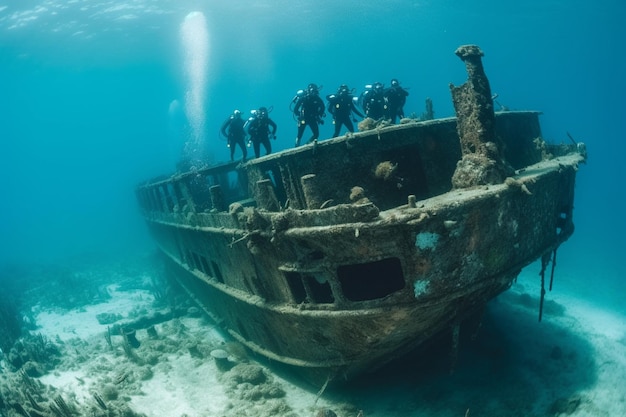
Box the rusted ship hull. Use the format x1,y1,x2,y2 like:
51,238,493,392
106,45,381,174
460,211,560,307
137,116,583,384
136,46,585,385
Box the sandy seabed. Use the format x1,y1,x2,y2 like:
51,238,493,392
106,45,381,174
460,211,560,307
1,259,625,417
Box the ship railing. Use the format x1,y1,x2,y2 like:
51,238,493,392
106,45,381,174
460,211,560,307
136,161,250,216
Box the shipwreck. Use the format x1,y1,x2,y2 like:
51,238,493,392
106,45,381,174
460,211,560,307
135,45,587,385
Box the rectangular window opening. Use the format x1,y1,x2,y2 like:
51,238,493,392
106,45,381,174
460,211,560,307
337,257,405,302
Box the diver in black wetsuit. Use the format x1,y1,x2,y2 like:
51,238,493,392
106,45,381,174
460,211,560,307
326,84,364,137
385,78,409,123
361,82,387,120
220,109,247,161
293,83,326,147
246,107,277,158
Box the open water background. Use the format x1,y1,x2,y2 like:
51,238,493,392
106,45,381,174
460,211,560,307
1,1,624,318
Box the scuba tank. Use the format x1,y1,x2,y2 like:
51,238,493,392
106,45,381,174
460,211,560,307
289,89,306,114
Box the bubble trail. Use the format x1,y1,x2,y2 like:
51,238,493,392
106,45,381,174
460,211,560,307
180,11,209,163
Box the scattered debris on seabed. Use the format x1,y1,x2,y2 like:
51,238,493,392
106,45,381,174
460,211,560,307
1,254,625,417
0,254,359,417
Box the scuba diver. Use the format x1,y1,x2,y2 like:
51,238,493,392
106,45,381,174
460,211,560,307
245,106,277,158
384,78,409,123
292,83,326,147
326,84,364,137
360,82,387,120
220,109,247,161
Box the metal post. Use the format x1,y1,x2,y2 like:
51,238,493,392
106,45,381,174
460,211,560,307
256,179,280,211
300,174,323,209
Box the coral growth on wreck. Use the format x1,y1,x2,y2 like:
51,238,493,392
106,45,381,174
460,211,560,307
374,161,398,181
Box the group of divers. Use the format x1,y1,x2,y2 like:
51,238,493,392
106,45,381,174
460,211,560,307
220,79,409,161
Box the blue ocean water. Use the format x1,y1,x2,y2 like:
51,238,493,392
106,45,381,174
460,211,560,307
1,0,625,413
1,0,624,268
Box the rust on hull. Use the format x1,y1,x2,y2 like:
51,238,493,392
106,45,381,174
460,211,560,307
135,45,586,385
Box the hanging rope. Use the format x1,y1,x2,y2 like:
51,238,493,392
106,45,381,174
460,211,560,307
538,252,551,322
539,248,559,322
549,248,557,291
